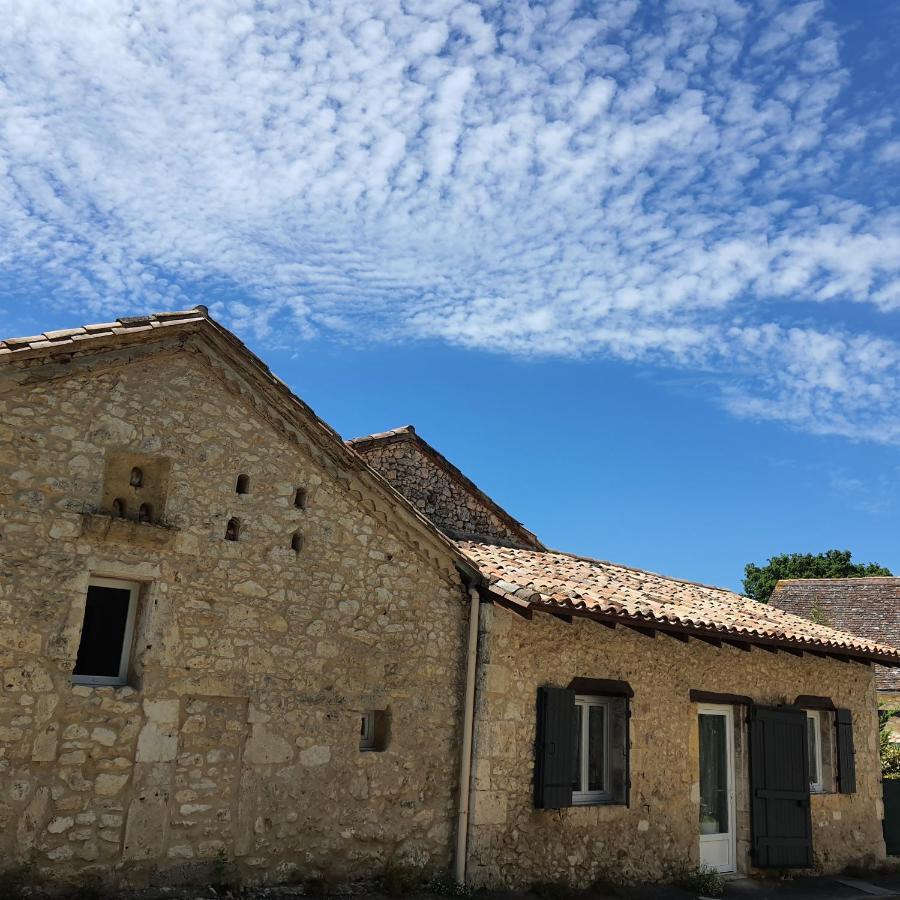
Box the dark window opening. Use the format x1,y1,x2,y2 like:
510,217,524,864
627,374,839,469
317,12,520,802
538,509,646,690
293,487,307,509
291,530,303,553
129,467,143,488
534,685,629,809
73,583,135,683
225,518,241,541
360,709,389,751
138,503,153,524
235,474,250,494
112,498,126,518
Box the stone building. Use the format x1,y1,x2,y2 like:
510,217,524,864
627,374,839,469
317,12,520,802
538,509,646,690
1,307,898,890
771,578,900,742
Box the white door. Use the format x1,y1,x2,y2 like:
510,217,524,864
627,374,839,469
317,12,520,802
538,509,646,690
698,704,736,873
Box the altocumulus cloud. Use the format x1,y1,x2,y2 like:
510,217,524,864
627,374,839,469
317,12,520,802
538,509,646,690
1,0,899,441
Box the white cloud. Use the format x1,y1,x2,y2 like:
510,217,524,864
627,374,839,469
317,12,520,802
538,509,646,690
0,0,899,441
878,141,900,164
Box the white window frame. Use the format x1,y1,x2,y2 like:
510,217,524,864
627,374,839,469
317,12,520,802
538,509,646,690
572,695,611,805
807,710,824,793
360,710,376,751
71,577,140,687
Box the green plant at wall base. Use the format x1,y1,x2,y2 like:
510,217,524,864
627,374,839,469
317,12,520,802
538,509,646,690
0,864,36,900
743,550,892,603
302,875,331,897
211,848,242,894
589,876,625,898
880,707,900,779
424,873,474,897
528,880,579,900
671,865,725,897
62,878,106,900
380,866,425,896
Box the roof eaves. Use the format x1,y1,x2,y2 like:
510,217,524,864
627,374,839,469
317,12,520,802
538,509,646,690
483,585,900,665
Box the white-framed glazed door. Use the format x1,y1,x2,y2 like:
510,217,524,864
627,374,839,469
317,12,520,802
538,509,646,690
698,704,736,874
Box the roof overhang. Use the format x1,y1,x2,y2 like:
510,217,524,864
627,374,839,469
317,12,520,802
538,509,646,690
480,584,900,667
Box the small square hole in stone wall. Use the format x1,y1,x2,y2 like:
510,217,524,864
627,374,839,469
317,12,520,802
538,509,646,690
359,709,390,752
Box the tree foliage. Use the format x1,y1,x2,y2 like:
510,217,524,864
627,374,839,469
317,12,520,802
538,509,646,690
880,707,900,780
743,549,892,603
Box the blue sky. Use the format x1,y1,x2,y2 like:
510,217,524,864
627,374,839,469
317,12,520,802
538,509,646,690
1,0,899,590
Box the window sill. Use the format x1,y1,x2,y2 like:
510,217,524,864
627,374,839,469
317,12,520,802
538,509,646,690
572,796,620,806
70,679,138,698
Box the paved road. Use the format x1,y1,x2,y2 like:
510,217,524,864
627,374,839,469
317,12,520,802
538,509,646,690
720,875,900,899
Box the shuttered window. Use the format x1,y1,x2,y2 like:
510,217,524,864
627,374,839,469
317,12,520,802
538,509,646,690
534,686,576,809
535,685,629,809
749,705,813,868
835,709,856,794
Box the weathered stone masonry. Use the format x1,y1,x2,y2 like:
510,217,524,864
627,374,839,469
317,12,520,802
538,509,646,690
349,427,542,550
467,604,885,888
0,335,470,885
1,310,895,890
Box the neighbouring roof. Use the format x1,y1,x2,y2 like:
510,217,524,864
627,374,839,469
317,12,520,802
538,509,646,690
347,425,544,551
458,542,900,666
770,578,900,690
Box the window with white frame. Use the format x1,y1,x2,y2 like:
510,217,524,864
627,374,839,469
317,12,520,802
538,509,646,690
572,695,611,803
807,710,824,792
71,578,140,686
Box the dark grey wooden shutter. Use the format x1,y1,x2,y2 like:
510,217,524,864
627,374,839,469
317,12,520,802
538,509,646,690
534,686,575,809
835,709,856,794
750,706,813,868
625,698,631,808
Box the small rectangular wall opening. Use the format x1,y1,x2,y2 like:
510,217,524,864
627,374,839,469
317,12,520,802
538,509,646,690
71,578,140,686
359,709,389,752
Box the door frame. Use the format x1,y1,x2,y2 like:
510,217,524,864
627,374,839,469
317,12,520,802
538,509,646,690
698,703,737,874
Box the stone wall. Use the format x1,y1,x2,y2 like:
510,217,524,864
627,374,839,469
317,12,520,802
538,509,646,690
0,339,469,887
467,603,886,888
350,431,540,549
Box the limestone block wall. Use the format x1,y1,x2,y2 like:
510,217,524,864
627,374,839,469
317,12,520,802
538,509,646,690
468,603,885,888
0,341,469,886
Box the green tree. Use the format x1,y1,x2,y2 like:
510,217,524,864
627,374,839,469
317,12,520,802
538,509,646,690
743,549,892,603
880,706,900,779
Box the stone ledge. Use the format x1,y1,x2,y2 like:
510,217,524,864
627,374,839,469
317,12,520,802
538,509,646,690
80,513,178,549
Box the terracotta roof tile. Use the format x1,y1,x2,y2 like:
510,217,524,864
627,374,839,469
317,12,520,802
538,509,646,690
771,578,900,690
0,309,209,355
458,541,900,664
